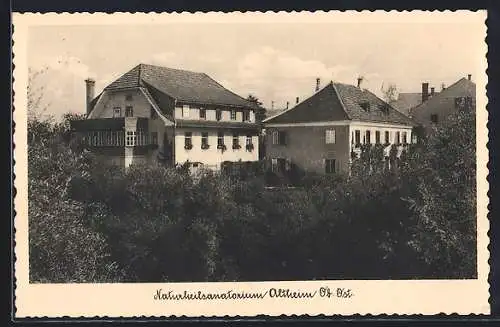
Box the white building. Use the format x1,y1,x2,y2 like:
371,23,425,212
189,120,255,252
72,63,260,170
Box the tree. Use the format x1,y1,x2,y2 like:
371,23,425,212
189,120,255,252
381,83,399,104
247,94,266,123
404,108,476,277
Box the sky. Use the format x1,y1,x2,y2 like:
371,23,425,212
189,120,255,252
26,17,485,119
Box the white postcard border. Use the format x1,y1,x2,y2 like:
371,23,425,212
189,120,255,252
13,10,490,317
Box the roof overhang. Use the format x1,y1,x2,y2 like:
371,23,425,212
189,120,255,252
176,119,260,132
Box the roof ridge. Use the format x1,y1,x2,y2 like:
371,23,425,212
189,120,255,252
410,77,472,113
331,82,352,120
140,62,205,75
263,82,336,123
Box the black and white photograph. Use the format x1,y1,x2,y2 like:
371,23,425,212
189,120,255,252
13,11,489,317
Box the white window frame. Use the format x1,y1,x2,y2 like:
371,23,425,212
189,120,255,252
201,132,209,147
126,131,136,147
230,109,237,120
217,131,225,146
272,130,279,145
325,129,336,144
246,135,252,146
113,107,121,118
182,105,190,118
199,108,206,120
232,133,239,146
125,106,133,117
185,132,192,147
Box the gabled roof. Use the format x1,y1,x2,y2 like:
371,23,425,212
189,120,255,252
390,93,423,116
104,63,257,109
410,77,476,121
264,82,414,126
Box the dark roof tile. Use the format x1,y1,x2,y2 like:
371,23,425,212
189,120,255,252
105,63,257,109
264,82,414,126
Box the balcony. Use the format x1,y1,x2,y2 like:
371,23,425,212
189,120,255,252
70,117,150,132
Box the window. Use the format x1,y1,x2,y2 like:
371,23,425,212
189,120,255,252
385,131,390,144
113,107,121,118
125,106,133,117
199,108,206,120
243,110,250,122
232,133,240,148
360,102,370,111
182,105,190,118
272,131,287,145
325,159,336,174
151,132,158,145
354,130,361,145
395,131,401,145
216,109,222,121
184,132,192,148
379,103,390,114
126,131,136,146
246,135,252,146
230,110,237,120
325,129,336,144
272,158,286,172
402,132,408,144
365,130,371,144
375,131,381,144
272,131,279,145
201,132,209,148
430,114,439,124
454,96,473,109
125,94,133,101
217,131,225,146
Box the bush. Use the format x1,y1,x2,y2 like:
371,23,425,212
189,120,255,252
27,109,477,282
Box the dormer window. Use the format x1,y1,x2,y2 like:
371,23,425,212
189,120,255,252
379,103,390,114
360,102,370,111
125,94,133,101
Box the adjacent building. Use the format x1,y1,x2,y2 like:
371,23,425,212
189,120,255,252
71,63,260,169
410,75,476,132
263,80,415,175
391,82,440,117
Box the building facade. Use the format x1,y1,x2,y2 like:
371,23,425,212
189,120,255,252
263,81,415,175
71,63,260,169
410,75,476,133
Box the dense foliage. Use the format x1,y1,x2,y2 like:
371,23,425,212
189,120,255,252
28,109,477,282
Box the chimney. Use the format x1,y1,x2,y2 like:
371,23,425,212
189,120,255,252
357,76,363,88
85,78,96,115
468,74,472,81
286,101,289,109
421,82,429,103
271,101,274,110
430,87,435,96
441,83,446,91
296,97,299,104
315,78,320,92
